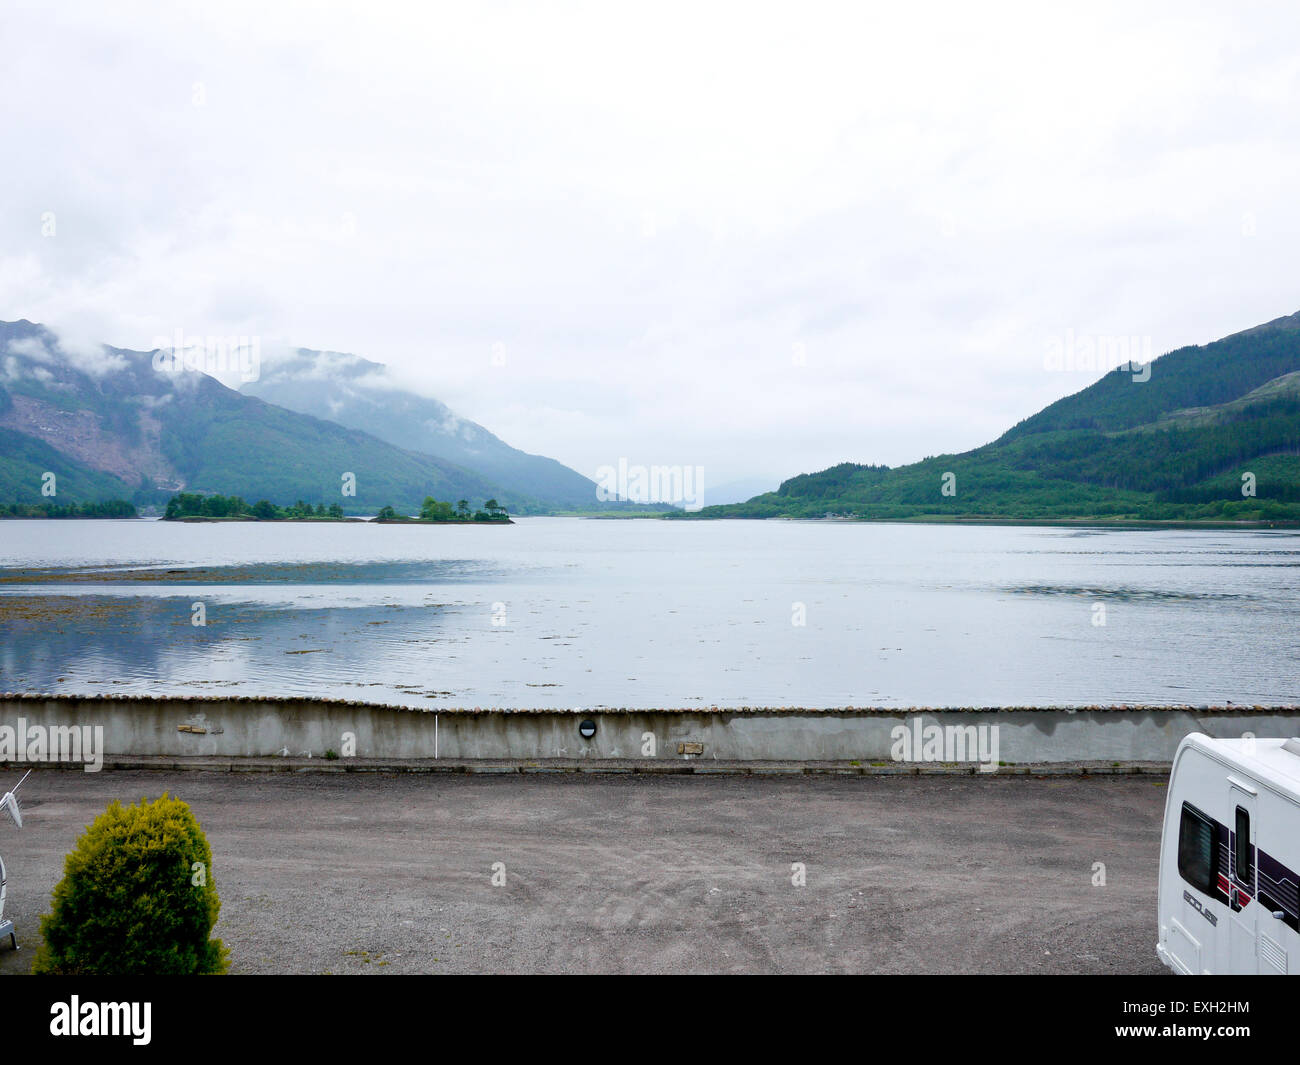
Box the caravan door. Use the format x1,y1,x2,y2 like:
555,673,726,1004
1227,780,1258,974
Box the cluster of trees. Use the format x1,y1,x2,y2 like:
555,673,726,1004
683,397,1300,525
163,493,345,520
1000,327,1300,441
0,500,137,519
374,497,511,522
989,398,1300,499
681,441,1300,523
162,492,515,522
678,316,1300,524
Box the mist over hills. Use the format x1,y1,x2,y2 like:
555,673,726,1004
0,320,521,513
240,347,605,511
9,307,1300,524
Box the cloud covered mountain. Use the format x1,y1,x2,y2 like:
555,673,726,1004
0,320,520,513
241,347,608,511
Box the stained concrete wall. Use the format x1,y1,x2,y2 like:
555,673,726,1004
1,696,1298,766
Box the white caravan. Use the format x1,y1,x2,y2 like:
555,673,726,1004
0,771,26,950
1158,734,1300,974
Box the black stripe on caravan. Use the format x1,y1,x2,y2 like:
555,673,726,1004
1258,849,1300,933
1193,806,1300,933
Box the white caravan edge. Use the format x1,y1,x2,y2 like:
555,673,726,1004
1158,733,1300,975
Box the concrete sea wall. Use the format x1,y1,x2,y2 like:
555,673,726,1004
1,695,1298,766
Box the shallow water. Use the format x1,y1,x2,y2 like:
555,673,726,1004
0,517,1297,708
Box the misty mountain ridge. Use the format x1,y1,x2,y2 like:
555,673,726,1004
241,346,619,511
0,319,528,512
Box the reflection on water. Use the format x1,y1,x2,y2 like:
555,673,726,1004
0,559,529,585
0,517,1298,708
0,594,461,701
1007,585,1249,602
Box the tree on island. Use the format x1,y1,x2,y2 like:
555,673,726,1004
420,496,455,521
158,492,507,523
162,493,351,521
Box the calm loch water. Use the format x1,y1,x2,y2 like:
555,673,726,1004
0,517,1297,709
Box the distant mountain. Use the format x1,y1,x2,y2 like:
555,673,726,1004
242,348,606,511
688,310,1300,522
702,477,779,507
0,319,519,513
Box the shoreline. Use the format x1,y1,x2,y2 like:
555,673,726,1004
3,692,1294,713
2,513,1295,528
669,514,1300,529
164,516,514,524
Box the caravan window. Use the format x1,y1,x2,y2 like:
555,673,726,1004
1234,807,1253,886
1177,803,1218,895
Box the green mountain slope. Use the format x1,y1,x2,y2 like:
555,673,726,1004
689,311,1300,522
0,426,136,503
0,320,521,513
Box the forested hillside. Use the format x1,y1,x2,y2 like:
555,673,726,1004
688,311,1300,522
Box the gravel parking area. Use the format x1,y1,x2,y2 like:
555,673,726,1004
0,771,1168,974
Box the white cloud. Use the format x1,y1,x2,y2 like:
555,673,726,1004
49,327,127,377
1,0,1298,483
7,337,54,363
5,328,126,378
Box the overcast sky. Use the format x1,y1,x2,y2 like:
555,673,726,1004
4,0,1299,491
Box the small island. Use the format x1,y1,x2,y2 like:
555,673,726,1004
164,494,356,521
373,498,513,523
160,492,512,523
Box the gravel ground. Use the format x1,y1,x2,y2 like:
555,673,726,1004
0,771,1169,974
